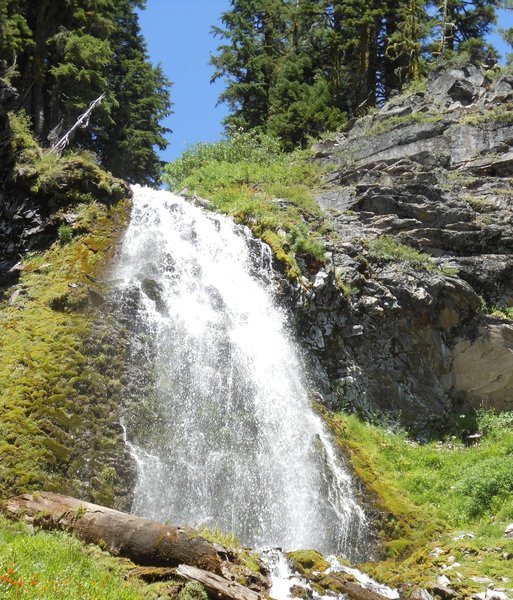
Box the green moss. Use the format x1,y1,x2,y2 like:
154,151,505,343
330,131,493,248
0,123,132,505
179,581,208,600
286,550,330,575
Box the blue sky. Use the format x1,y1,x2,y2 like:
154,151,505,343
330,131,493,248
139,2,513,163
138,0,230,162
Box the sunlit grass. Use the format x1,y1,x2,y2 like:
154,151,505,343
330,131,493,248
0,517,147,600
329,411,513,591
162,132,330,277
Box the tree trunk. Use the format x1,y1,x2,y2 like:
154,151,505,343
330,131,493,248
3,492,231,575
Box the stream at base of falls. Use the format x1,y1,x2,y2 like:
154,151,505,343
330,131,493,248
112,185,393,598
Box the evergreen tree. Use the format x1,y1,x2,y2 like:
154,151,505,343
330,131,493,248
382,0,428,94
0,0,171,184
0,0,32,71
212,0,509,147
211,0,287,133
93,0,171,184
501,25,513,63
428,0,505,59
267,0,347,147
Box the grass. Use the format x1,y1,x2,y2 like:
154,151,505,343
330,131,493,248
0,516,151,600
486,305,513,320
162,131,330,278
195,527,241,548
462,194,497,213
365,236,436,271
444,171,481,189
328,410,513,592
461,108,513,126
363,112,445,138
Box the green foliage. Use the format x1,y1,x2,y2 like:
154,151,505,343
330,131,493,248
329,410,513,588
462,107,513,125
211,0,505,148
456,456,513,519
58,224,73,245
163,130,284,189
93,1,172,184
267,54,348,150
2,0,171,184
163,132,328,277
486,304,513,319
8,110,39,159
179,581,208,600
196,527,241,548
363,113,445,138
9,114,128,206
0,517,147,599
0,1,33,73
332,413,513,528
365,236,435,270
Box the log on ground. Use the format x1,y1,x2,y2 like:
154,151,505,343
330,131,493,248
3,492,230,575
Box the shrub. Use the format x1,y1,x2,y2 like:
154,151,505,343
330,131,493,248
163,130,284,190
58,224,73,245
455,456,513,519
162,131,327,277
366,236,435,270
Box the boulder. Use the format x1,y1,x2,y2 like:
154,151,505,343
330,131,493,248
452,324,513,412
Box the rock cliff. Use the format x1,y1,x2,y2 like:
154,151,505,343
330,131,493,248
287,63,513,432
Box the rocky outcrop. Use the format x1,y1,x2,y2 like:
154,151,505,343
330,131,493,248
286,63,513,431
0,70,18,277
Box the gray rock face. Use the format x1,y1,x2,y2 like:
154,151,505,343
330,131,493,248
0,74,55,282
292,64,513,431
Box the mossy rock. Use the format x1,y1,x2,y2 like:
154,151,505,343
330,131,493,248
316,573,357,593
286,549,330,575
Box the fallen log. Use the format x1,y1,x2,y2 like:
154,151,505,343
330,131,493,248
176,564,263,600
3,492,229,575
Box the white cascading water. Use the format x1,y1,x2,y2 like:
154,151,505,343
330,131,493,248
114,185,367,560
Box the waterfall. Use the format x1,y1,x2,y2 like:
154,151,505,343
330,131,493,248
114,185,367,560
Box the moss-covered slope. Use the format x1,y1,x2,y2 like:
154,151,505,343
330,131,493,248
0,113,133,507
